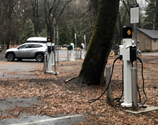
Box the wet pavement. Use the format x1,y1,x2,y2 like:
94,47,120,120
0,62,42,79
0,97,44,117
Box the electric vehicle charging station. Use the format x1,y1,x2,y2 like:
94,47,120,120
81,41,85,59
46,36,54,73
89,4,153,113
45,36,59,75
120,26,134,107
51,40,55,66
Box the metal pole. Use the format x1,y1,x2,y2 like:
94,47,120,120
84,35,86,50
134,23,138,105
67,50,69,61
131,23,138,111
57,29,59,65
131,67,138,111
54,27,57,73
106,65,111,104
44,52,47,74
134,23,137,68
75,33,77,59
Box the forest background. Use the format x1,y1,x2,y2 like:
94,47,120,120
0,0,157,49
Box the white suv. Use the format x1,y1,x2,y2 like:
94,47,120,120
4,43,47,62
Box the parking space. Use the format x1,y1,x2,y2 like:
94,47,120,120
0,61,42,79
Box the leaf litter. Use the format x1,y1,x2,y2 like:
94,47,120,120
0,56,158,124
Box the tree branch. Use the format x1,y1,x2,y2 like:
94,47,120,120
121,0,130,17
56,0,73,25
48,0,57,16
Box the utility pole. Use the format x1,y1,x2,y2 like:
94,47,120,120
57,28,59,65
130,4,139,111
75,33,77,59
54,27,57,73
84,35,86,50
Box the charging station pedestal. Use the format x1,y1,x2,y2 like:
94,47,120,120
46,37,55,74
81,42,85,59
46,46,54,73
120,26,133,107
51,43,55,66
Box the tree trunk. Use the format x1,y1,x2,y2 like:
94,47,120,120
90,0,99,19
79,0,119,85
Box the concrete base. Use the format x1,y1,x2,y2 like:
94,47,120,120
124,105,158,114
46,71,59,75
121,102,132,108
46,71,55,74
70,59,75,61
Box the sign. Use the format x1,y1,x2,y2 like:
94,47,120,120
130,4,139,24
127,30,131,36
123,26,132,38
47,36,52,42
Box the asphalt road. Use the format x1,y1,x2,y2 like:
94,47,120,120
0,49,85,62
141,52,158,56
0,50,68,62
0,53,6,61
1,50,158,62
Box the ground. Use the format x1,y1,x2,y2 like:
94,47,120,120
0,55,158,124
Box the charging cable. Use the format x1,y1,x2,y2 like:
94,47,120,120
136,57,147,107
111,63,124,106
88,55,122,103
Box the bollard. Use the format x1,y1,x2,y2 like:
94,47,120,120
43,52,47,74
51,52,55,66
81,49,85,59
80,50,82,59
131,67,138,111
106,65,111,104
70,50,76,61
67,50,69,61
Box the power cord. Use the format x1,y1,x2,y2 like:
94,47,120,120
88,55,122,103
136,57,147,107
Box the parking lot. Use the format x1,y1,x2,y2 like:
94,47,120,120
0,52,85,125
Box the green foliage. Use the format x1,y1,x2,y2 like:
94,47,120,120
19,19,34,43
0,0,94,47
25,19,34,37
38,29,47,37
142,0,158,30
59,21,76,45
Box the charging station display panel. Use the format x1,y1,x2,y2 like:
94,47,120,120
123,27,132,38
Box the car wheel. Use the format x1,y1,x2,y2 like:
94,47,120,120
35,53,44,62
7,53,15,61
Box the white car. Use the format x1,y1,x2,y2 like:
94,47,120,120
4,43,47,62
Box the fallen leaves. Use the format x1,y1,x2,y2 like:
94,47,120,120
0,56,158,124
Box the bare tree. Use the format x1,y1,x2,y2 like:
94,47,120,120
0,0,19,49
44,0,73,37
30,0,39,36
